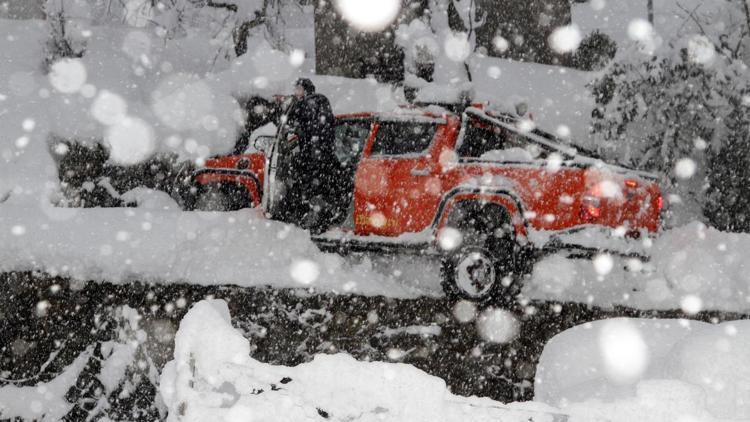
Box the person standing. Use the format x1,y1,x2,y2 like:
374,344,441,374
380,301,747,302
279,78,339,233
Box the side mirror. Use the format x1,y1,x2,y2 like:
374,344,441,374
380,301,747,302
253,135,274,153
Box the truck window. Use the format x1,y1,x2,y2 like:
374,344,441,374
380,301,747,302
334,120,371,166
459,116,554,161
457,121,507,158
370,122,437,156
505,130,554,160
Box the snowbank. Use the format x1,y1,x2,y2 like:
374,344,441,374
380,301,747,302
4,193,750,308
0,202,435,298
529,222,750,312
0,352,89,421
159,299,562,422
162,301,750,421
536,318,750,421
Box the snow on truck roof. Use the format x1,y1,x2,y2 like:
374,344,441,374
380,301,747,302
336,104,452,124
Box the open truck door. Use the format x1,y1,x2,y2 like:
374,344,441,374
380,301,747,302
261,131,279,217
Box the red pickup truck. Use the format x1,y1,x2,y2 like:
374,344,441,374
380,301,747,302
190,104,662,303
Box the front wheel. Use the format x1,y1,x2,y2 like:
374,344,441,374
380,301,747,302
193,184,251,211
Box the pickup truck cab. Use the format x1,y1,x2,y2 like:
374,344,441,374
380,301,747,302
191,104,663,303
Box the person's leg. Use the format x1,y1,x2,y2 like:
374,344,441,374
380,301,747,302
308,161,340,234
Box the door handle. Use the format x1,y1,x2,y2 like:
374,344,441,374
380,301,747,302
410,167,431,176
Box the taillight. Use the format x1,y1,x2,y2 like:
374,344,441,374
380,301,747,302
237,157,250,170
581,195,602,219
656,195,664,211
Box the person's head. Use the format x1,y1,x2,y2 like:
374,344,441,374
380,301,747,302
294,78,315,99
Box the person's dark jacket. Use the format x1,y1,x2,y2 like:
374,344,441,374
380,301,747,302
282,92,340,231
287,94,335,159
286,93,337,176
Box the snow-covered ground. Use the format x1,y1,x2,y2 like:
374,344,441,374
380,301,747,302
4,195,750,312
3,7,750,314
0,195,436,298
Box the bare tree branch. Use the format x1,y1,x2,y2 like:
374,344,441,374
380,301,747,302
742,0,750,35
207,0,238,13
233,11,267,57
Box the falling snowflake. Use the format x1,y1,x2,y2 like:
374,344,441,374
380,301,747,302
437,227,462,251
675,158,697,179
290,259,320,285
335,0,401,32
549,25,582,54
598,319,649,384
593,254,614,276
476,308,518,343
105,116,155,165
48,58,87,94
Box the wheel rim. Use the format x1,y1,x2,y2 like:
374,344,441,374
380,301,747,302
455,248,497,298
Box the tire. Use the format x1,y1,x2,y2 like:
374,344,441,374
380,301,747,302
193,184,251,211
440,205,521,306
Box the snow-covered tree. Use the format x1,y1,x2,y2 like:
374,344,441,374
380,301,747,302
590,0,750,228
396,0,485,101
43,0,90,67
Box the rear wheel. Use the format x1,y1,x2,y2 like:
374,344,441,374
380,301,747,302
440,205,521,306
194,184,252,211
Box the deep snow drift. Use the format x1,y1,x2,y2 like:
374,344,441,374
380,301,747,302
530,222,750,313
0,197,436,298
158,299,561,422
157,300,750,421
536,318,750,421
4,194,750,311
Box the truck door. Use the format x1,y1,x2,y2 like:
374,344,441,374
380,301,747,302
262,129,283,217
330,118,373,229
354,119,444,237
